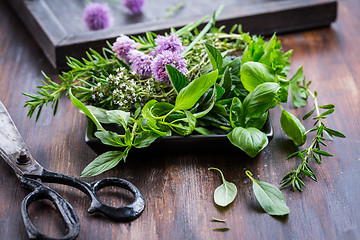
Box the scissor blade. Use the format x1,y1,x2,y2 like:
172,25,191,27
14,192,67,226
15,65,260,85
0,101,43,176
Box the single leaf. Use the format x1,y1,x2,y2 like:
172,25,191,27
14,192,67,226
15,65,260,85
246,170,290,216
227,127,268,157
229,97,245,128
94,131,127,147
324,127,346,138
243,82,280,118
319,104,335,109
213,227,230,231
212,217,227,222
219,66,231,97
151,102,175,117
175,70,218,110
166,64,190,94
133,131,160,148
204,43,223,70
240,62,276,92
80,150,129,177
313,149,333,157
208,167,237,207
280,110,307,146
106,110,130,129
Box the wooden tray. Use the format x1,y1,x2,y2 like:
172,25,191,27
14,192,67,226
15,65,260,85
7,0,337,70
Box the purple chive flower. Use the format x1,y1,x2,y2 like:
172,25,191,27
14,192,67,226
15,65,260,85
154,33,184,54
151,50,188,84
128,50,153,76
123,0,144,14
83,2,112,31
112,34,136,61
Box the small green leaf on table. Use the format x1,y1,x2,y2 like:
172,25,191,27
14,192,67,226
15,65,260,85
208,167,237,207
246,170,290,216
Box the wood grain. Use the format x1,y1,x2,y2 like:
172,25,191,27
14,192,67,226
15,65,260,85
0,0,359,239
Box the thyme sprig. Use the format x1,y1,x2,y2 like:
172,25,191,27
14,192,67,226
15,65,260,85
280,87,346,191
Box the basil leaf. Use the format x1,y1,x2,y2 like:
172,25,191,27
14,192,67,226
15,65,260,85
94,131,126,147
166,64,189,94
175,70,218,110
227,127,268,157
86,106,111,124
80,149,129,177
246,171,290,216
208,167,237,207
106,110,130,129
69,89,104,131
229,97,245,128
204,43,223,70
240,62,276,92
133,131,160,148
280,110,307,146
151,102,174,117
245,111,268,129
243,82,280,118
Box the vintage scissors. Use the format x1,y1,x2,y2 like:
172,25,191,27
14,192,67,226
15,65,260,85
0,101,145,240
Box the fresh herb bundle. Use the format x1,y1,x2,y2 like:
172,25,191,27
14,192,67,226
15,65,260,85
24,7,344,192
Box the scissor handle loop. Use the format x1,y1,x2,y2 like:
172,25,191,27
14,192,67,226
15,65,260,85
20,177,80,240
29,169,145,222
88,178,145,221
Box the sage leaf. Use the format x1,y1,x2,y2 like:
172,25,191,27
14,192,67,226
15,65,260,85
227,127,268,157
106,110,130,129
80,149,129,177
280,109,307,146
246,170,290,216
240,62,276,92
166,64,189,94
243,82,280,119
175,70,218,110
208,167,237,207
95,131,127,147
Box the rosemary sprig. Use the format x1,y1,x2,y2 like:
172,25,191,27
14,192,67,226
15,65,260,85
280,88,346,191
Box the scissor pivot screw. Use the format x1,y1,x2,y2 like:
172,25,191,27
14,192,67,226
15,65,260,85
17,150,30,165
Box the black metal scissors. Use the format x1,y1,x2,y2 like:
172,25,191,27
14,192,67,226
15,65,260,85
0,101,145,240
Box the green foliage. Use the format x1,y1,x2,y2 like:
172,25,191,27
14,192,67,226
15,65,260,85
280,109,307,146
208,167,237,207
246,171,290,216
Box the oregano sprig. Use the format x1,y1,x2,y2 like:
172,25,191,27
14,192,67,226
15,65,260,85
280,89,346,191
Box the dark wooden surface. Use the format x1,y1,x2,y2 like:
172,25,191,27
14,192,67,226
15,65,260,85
7,0,336,69
0,0,359,239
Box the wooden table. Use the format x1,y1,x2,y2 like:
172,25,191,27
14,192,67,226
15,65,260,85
0,0,359,239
